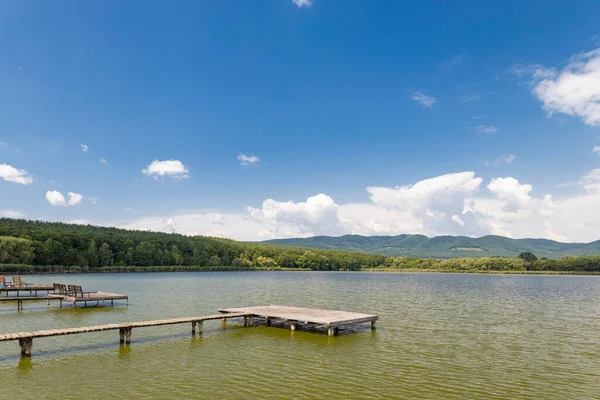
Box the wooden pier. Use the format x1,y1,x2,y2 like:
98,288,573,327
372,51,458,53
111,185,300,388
0,305,378,357
0,284,54,297
219,305,378,336
0,291,128,310
0,312,251,357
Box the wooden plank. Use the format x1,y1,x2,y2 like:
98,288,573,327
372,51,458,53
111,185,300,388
0,312,252,342
218,305,378,327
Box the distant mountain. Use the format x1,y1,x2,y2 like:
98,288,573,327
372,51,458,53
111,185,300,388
261,234,600,259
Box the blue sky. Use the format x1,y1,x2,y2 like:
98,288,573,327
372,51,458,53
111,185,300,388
2,0,600,242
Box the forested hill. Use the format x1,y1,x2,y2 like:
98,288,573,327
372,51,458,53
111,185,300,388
262,234,600,259
0,218,386,270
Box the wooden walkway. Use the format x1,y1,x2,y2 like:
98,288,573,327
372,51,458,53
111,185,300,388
0,285,54,297
218,305,378,336
0,305,379,357
0,292,128,310
0,312,252,356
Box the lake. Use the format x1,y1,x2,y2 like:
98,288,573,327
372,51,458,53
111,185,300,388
1,272,599,399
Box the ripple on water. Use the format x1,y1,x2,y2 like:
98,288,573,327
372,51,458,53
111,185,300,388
0,272,599,399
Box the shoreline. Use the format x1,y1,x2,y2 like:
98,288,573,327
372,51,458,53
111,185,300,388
1,267,599,276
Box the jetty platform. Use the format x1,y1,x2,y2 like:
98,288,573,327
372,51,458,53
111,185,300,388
0,305,378,357
219,305,378,336
0,291,128,310
0,284,54,297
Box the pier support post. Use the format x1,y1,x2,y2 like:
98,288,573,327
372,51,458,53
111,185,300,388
266,318,271,326
327,326,336,337
119,328,126,344
290,323,297,332
19,338,32,357
192,322,196,335
371,321,376,330
125,328,132,344
247,316,253,326
17,300,22,311
197,321,203,335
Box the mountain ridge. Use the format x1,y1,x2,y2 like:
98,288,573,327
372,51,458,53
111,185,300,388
261,234,600,259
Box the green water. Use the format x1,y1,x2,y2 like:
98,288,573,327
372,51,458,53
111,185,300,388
1,272,599,399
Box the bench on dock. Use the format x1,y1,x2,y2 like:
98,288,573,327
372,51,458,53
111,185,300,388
0,312,252,356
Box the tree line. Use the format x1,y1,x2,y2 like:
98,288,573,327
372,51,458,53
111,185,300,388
1,219,599,273
0,219,385,271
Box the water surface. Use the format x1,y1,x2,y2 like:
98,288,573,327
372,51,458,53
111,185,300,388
1,272,598,399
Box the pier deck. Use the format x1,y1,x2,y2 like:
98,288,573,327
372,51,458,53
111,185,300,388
0,291,128,310
0,284,54,297
0,312,252,356
218,305,378,336
0,306,378,357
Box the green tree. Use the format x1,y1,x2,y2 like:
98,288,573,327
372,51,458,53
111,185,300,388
86,239,98,267
208,255,221,266
98,242,114,267
133,241,155,266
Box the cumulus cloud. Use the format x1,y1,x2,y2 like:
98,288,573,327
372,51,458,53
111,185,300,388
46,191,84,207
81,144,89,152
292,0,312,7
237,154,260,166
100,158,108,164
411,91,436,108
526,48,600,126
367,172,484,235
248,193,341,237
476,125,498,134
593,146,600,155
111,169,600,243
142,159,189,179
0,164,33,185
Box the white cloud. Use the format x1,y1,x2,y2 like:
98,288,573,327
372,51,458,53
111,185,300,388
411,91,436,108
367,172,484,236
46,190,84,207
292,0,312,7
68,192,83,206
46,191,67,206
248,193,342,237
528,48,600,126
238,153,260,166
593,146,600,154
0,210,25,218
100,158,108,164
457,94,480,102
81,144,89,152
476,125,498,134
142,159,189,179
0,142,8,148
0,164,33,185
109,169,600,243
495,154,516,165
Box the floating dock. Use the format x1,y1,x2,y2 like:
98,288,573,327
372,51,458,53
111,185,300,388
219,305,378,336
0,305,378,357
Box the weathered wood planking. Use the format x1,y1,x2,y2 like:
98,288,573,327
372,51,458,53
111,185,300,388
0,312,252,356
218,305,378,336
0,292,128,310
0,312,251,341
